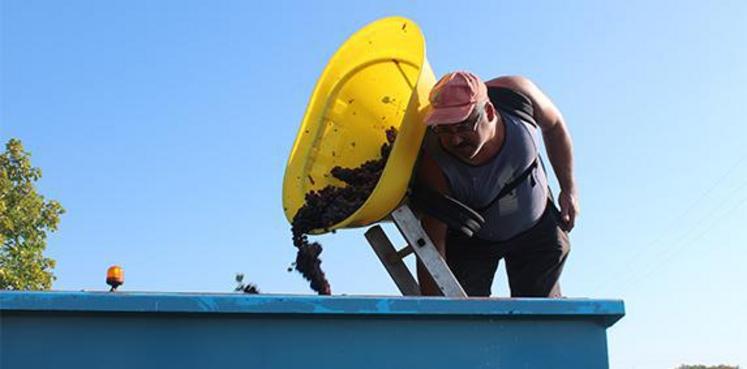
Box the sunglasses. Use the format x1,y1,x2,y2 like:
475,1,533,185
430,107,484,135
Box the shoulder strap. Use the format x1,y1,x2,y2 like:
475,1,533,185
474,158,538,212
487,86,536,127
473,86,541,212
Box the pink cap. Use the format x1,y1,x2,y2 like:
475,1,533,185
425,71,488,126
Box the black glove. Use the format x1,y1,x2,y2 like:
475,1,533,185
408,181,485,237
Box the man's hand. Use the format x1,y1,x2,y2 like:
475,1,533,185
558,190,579,232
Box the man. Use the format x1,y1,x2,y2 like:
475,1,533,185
416,71,578,297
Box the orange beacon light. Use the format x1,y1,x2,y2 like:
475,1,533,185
106,265,124,291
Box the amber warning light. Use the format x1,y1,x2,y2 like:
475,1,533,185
106,265,124,291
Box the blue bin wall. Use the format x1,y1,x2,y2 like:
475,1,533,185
0,292,624,369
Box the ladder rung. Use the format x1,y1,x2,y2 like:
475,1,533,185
394,245,414,261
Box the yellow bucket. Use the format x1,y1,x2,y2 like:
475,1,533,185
282,16,436,233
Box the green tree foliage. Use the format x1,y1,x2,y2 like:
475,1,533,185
0,138,65,290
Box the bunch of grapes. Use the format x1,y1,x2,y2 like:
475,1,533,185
290,127,397,295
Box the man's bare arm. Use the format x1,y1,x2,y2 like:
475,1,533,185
487,76,579,231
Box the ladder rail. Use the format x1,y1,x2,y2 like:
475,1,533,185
366,203,467,298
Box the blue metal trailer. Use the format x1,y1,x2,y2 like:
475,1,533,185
1,291,624,369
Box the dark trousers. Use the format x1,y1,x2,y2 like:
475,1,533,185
445,201,570,297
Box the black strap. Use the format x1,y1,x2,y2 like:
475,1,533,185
470,86,544,212
409,180,486,237
487,86,536,127
475,157,538,212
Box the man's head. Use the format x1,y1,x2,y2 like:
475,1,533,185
425,71,497,161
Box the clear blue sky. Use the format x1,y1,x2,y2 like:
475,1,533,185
2,1,745,368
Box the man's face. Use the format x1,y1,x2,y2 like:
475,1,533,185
432,102,493,161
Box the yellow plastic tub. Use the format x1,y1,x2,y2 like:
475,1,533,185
282,16,436,233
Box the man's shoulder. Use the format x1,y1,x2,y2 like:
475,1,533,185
485,75,533,90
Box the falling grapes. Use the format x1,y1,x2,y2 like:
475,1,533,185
290,127,398,295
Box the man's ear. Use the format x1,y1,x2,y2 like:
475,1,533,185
484,101,496,122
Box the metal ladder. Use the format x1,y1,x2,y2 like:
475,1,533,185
364,204,467,297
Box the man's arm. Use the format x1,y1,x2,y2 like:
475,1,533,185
486,76,579,231
414,150,450,295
